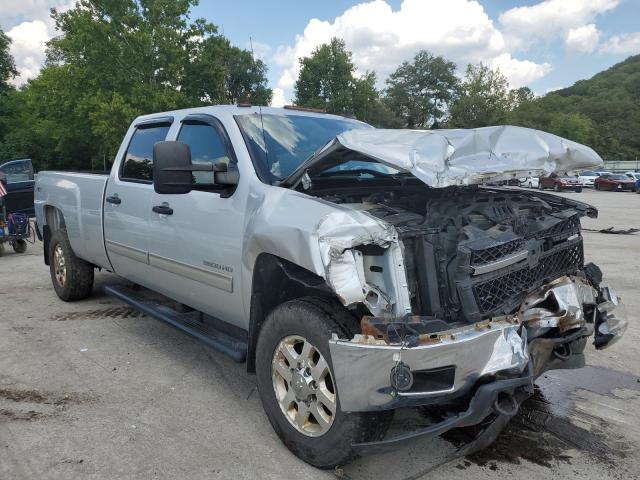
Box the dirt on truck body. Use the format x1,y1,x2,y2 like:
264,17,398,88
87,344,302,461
34,107,627,468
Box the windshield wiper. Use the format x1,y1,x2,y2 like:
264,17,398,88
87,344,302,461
316,168,397,179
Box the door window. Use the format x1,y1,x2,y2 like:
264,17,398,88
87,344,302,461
121,125,170,182
177,123,230,184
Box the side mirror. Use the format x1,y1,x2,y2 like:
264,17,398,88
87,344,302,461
153,141,192,194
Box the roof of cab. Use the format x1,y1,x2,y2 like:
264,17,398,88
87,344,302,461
132,104,360,125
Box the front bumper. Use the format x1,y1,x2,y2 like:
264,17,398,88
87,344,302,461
329,273,626,414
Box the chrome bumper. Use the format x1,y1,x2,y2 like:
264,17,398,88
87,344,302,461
329,274,626,413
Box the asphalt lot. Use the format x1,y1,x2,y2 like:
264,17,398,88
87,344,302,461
1,188,639,480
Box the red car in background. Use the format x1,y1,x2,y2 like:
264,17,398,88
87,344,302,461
594,173,636,191
538,174,582,192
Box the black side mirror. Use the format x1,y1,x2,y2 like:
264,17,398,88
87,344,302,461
153,141,192,194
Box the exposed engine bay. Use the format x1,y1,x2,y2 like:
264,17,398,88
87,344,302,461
320,186,591,324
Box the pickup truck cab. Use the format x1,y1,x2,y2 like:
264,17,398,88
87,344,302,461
35,107,627,467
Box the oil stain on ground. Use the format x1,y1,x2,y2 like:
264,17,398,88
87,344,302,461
449,365,640,471
0,387,95,422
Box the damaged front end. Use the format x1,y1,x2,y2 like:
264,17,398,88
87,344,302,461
309,186,628,451
327,270,626,451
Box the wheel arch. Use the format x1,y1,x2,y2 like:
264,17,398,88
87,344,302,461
246,253,338,373
42,205,66,265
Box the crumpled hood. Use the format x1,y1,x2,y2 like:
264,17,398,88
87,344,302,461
284,125,604,188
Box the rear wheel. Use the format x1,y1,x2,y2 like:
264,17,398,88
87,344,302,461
256,297,392,468
12,239,27,253
49,229,94,301
575,187,582,193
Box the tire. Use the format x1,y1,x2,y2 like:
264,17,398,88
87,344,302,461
49,229,94,301
0,242,4,257
575,187,582,193
255,297,392,468
595,183,600,191
538,183,544,190
12,239,27,253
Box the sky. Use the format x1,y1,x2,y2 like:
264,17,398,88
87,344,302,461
1,0,640,106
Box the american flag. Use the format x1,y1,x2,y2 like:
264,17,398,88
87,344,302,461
0,179,7,198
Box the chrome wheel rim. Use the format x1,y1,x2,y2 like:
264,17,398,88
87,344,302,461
53,244,66,287
271,335,336,437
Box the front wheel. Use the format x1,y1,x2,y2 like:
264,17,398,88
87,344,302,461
575,187,582,193
49,229,94,301
255,297,392,468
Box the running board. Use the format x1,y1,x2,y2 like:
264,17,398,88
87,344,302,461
105,285,247,362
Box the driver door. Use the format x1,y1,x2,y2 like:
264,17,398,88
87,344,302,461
146,115,246,327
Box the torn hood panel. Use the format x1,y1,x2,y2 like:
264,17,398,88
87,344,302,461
284,125,604,188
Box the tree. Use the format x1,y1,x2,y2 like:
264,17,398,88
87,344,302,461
294,38,356,114
448,63,514,128
0,0,271,171
0,28,17,93
384,50,458,129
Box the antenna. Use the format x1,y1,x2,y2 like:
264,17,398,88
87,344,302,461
249,36,255,61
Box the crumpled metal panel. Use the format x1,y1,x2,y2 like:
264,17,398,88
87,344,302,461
331,126,603,187
328,318,528,412
519,276,597,335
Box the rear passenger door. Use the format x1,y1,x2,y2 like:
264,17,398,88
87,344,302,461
146,115,246,326
104,120,171,284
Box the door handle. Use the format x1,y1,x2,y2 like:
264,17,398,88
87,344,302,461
152,204,174,215
106,195,121,205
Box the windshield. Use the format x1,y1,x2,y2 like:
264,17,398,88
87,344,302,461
235,113,372,181
580,171,596,176
610,174,629,180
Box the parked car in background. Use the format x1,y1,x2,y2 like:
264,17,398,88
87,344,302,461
594,173,636,191
538,173,582,192
578,170,599,187
594,171,612,177
0,159,35,216
519,176,539,188
624,171,640,183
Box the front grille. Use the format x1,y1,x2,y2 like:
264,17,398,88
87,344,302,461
472,241,583,314
534,215,580,239
471,239,525,266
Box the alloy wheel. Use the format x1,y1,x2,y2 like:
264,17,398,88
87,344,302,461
271,335,337,437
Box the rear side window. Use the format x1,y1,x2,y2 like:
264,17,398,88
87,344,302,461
121,125,170,181
177,123,230,184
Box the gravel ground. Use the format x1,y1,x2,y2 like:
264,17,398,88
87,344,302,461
1,188,639,480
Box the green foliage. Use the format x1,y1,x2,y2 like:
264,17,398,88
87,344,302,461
294,38,401,127
448,63,513,128
384,51,458,128
294,38,358,114
508,55,640,160
0,28,17,93
0,0,271,171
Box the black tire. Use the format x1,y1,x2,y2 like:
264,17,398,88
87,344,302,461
49,229,94,301
575,187,582,193
12,239,27,253
0,242,4,257
255,297,392,468
595,183,600,190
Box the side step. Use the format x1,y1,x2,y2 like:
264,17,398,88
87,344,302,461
105,285,247,362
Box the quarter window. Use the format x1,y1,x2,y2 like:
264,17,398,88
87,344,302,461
121,125,170,181
177,123,230,184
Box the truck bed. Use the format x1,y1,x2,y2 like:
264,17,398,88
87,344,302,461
34,171,112,269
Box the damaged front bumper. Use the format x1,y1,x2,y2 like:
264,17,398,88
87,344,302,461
329,272,627,449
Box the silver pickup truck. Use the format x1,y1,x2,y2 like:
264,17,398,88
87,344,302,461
34,105,627,468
